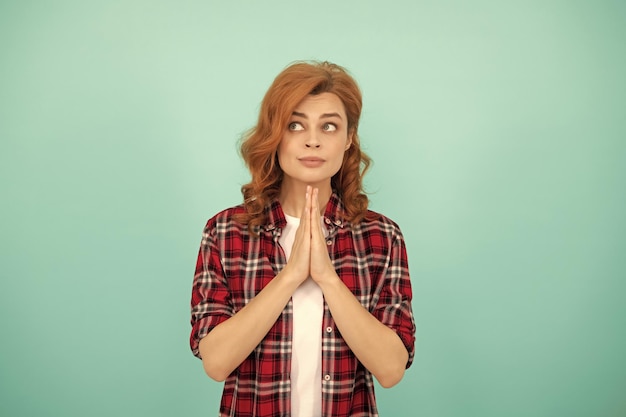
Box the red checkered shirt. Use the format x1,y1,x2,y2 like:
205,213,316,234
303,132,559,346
190,192,415,417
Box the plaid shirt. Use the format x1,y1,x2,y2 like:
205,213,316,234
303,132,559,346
190,193,415,417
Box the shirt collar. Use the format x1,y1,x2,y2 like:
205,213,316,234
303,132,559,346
262,191,346,233
322,191,347,228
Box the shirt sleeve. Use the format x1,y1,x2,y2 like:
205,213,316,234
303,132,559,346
189,219,234,359
371,226,416,368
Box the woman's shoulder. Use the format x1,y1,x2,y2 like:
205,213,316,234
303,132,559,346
211,204,246,220
354,209,405,237
203,204,248,232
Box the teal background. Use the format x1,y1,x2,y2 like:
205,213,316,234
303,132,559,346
1,1,625,416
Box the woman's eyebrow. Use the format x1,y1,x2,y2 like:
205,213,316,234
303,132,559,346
292,111,343,119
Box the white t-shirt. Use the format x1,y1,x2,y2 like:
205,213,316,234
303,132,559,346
280,214,325,417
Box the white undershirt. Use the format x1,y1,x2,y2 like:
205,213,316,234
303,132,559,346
280,214,325,417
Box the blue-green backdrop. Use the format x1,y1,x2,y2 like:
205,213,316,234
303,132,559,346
1,1,625,416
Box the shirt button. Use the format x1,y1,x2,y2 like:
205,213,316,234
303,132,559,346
334,219,342,226
326,239,332,246
326,327,333,333
324,374,331,381
325,218,331,224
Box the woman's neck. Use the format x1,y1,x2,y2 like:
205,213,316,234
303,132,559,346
278,180,332,218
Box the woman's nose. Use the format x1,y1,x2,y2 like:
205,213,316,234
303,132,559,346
305,131,321,148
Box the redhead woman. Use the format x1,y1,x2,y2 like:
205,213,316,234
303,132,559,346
190,61,415,417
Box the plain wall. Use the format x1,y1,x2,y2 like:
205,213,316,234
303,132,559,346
1,1,625,416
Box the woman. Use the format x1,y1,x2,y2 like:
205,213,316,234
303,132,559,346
190,61,415,417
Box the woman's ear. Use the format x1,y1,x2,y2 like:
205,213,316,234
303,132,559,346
346,130,354,150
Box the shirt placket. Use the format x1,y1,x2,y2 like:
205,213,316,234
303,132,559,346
320,219,341,416
266,223,295,416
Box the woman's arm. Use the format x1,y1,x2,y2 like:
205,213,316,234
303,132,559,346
316,277,409,388
309,188,410,388
199,268,301,381
198,189,314,381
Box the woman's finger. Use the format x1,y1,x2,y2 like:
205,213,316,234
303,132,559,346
311,188,322,238
305,185,312,238
294,186,310,240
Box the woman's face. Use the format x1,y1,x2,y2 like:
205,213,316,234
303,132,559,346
277,92,352,191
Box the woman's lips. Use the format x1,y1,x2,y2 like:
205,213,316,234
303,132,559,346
298,157,325,168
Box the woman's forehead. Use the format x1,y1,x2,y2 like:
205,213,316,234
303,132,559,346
292,93,346,117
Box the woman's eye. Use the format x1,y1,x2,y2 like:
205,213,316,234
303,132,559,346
288,122,304,131
322,123,337,132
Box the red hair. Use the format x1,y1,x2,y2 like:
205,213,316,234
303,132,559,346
238,61,373,231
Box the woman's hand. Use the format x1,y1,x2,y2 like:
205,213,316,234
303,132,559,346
280,186,313,286
281,186,337,286
309,187,339,284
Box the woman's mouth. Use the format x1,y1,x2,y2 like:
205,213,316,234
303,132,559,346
298,157,325,168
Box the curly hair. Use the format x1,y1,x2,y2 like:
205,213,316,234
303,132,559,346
237,61,373,232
